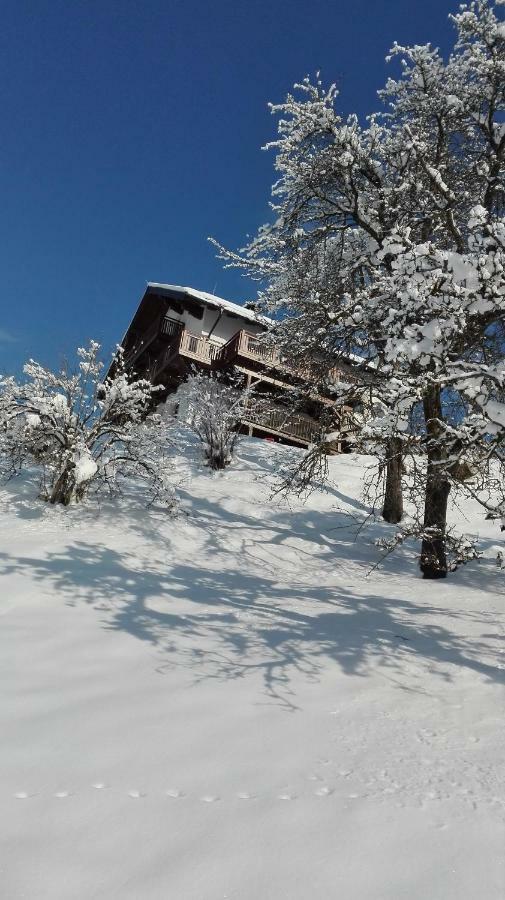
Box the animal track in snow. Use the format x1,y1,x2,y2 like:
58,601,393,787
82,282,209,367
128,789,146,799
14,791,35,800
237,792,256,800
277,792,296,801
165,788,185,799
92,782,107,790
314,786,333,797
200,795,220,803
54,791,71,799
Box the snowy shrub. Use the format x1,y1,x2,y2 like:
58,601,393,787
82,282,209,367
0,341,175,506
178,373,253,470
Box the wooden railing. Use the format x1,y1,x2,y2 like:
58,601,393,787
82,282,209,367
220,330,282,368
160,316,183,339
179,330,222,364
126,318,361,394
241,400,359,446
241,403,322,444
124,316,182,368
127,320,297,376
150,327,222,379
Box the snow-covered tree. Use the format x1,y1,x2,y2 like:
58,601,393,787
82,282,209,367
213,0,505,578
177,372,257,470
0,341,175,506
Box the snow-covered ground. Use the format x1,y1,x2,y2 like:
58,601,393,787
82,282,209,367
1,441,504,899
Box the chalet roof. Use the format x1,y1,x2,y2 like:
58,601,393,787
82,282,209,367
147,282,272,326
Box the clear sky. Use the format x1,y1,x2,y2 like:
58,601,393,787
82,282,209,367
0,0,459,373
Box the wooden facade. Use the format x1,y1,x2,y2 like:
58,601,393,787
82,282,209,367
116,283,359,450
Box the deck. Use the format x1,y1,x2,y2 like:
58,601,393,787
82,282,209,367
124,316,358,449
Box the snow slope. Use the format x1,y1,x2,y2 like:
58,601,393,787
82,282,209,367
0,442,504,899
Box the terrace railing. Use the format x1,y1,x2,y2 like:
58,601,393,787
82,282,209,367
179,330,222,364
220,330,282,368
241,402,321,444
149,326,222,380
124,315,182,368
160,316,183,339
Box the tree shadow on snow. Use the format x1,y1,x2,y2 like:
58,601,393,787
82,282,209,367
1,537,504,711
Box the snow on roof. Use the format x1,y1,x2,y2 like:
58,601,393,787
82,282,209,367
147,282,273,326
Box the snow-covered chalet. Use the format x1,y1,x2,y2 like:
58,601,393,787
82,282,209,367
117,283,358,450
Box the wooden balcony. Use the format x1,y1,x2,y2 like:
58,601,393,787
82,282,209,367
220,330,282,369
149,323,272,381
179,330,222,364
124,315,182,369
241,402,322,446
150,326,223,380
161,316,183,339
240,401,358,448
128,321,303,381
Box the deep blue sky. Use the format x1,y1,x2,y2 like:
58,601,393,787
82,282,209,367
0,0,459,373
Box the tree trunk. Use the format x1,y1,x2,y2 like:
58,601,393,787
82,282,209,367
420,385,450,579
382,437,404,524
49,465,75,505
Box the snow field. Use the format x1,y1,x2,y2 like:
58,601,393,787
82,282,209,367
0,442,504,899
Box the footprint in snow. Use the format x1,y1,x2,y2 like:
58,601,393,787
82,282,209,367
54,791,72,799
200,795,220,803
315,786,333,797
92,783,107,790
237,792,256,800
278,793,296,801
128,790,146,799
14,791,35,800
166,788,185,799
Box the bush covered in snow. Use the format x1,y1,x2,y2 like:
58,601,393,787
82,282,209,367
0,341,176,506
176,372,253,471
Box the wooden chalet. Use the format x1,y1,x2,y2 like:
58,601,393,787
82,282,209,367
116,283,359,450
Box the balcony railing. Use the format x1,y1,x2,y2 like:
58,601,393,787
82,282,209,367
124,315,182,368
128,321,360,417
241,400,359,446
160,316,183,339
127,320,291,375
220,330,282,368
339,409,359,434
241,402,322,445
149,327,222,380
179,330,222,364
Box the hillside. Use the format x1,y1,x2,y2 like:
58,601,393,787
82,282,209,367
1,441,504,899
